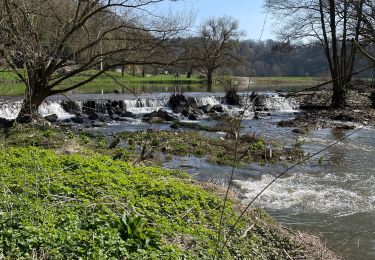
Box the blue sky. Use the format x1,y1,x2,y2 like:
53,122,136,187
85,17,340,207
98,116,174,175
155,0,275,40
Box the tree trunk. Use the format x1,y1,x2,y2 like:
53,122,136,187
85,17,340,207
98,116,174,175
16,67,50,123
121,65,125,77
207,70,213,92
331,81,347,108
187,67,192,78
329,0,343,108
16,91,48,123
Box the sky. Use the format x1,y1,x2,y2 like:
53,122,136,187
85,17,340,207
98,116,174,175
155,0,275,40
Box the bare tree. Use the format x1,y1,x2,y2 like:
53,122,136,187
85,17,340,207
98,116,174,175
352,1,375,66
265,0,365,108
0,0,190,122
357,1,375,43
191,16,243,92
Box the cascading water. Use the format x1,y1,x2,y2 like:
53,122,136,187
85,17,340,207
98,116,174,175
0,100,74,120
194,96,223,106
123,97,170,114
262,95,298,112
0,101,21,119
38,101,76,119
0,92,299,120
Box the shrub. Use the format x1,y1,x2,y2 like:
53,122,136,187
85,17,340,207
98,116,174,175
225,83,241,106
168,92,188,110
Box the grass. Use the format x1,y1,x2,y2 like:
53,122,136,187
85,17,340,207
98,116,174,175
0,126,334,259
0,69,204,96
251,77,328,88
254,76,319,81
0,126,304,167
1,68,369,96
119,130,305,166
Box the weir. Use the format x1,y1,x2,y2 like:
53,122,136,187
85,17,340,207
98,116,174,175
0,92,299,120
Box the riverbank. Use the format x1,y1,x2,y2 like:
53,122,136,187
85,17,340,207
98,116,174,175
0,70,204,96
0,126,339,259
278,90,375,131
0,69,346,96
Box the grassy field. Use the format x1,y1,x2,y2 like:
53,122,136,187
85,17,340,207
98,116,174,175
253,76,327,84
0,69,205,96
1,68,367,96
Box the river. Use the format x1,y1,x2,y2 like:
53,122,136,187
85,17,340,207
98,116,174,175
0,91,373,259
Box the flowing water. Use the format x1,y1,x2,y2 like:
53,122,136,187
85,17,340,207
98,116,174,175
0,92,374,259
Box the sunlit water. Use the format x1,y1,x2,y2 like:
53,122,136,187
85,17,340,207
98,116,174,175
0,92,374,259
165,122,375,260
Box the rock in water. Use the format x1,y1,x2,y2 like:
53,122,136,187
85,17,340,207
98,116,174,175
92,121,106,127
44,114,58,123
292,128,310,134
211,105,224,113
188,114,197,120
143,109,178,123
72,114,84,124
0,118,14,128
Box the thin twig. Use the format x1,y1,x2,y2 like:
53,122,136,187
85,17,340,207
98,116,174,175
214,9,270,257
283,248,294,260
103,71,139,98
286,65,375,97
330,232,366,250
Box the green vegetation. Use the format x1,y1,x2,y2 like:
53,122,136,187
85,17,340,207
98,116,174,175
0,126,304,167
1,67,371,97
120,130,305,166
0,69,204,96
253,77,326,86
0,126,324,258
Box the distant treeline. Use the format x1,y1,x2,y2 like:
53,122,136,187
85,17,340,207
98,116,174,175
220,39,375,78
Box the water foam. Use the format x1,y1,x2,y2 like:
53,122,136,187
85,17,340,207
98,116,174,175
0,101,74,120
301,137,375,153
0,101,21,119
263,96,299,112
39,102,75,119
234,173,375,215
195,96,223,106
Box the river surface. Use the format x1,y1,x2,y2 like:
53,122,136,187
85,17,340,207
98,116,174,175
163,119,375,260
0,91,374,259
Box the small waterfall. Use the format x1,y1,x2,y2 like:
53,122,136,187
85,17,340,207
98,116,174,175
82,100,109,114
123,99,139,109
0,100,74,120
0,101,22,119
39,101,75,119
123,97,170,114
242,93,298,112
195,96,223,106
0,93,299,121
262,96,298,112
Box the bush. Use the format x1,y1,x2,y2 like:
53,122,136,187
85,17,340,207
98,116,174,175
168,92,188,110
225,83,241,106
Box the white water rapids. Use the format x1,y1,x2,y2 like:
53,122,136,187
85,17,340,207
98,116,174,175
0,93,299,120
